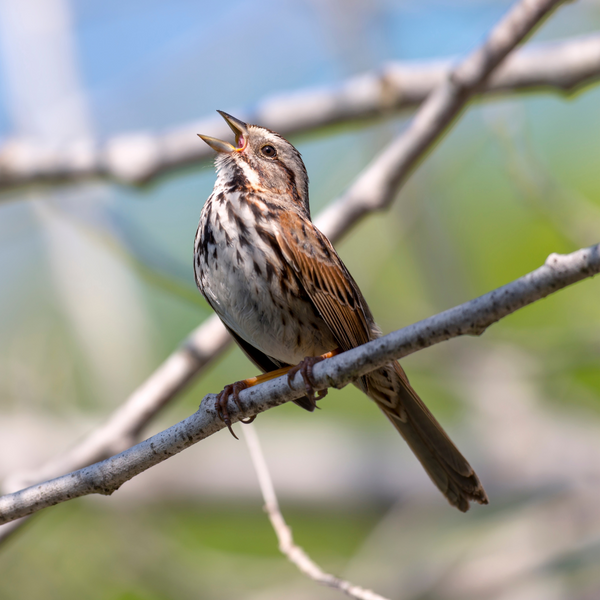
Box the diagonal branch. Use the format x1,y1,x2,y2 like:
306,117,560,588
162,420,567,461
1,243,598,525
0,0,574,541
2,315,230,494
316,0,568,240
0,33,597,191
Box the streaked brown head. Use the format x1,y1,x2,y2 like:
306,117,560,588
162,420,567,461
199,111,310,215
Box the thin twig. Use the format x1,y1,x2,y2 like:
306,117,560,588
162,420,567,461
0,243,597,525
242,424,390,600
0,33,596,191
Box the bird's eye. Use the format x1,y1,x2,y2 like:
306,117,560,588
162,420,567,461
260,145,277,158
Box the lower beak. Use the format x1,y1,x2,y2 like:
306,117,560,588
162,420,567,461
198,111,249,153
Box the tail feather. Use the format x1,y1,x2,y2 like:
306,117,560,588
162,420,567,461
362,362,488,512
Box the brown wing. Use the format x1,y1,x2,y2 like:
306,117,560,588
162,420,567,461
275,214,487,511
275,212,374,352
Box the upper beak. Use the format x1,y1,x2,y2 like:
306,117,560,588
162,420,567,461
198,111,249,153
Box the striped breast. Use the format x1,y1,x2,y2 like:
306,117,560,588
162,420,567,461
194,187,337,365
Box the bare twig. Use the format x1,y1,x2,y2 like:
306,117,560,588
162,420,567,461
0,0,575,541
0,243,598,525
242,424,390,600
0,33,597,191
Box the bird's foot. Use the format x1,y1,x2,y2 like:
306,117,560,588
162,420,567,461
287,355,332,410
215,351,339,437
215,381,256,440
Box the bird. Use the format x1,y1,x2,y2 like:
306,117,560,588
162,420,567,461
194,110,488,512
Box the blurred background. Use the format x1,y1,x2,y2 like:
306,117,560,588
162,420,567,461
0,0,600,599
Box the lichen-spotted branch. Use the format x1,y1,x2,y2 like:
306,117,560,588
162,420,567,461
1,243,598,526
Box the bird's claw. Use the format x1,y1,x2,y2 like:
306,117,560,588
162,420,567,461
215,381,256,439
287,356,328,410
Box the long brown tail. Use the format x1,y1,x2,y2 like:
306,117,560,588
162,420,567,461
362,362,488,512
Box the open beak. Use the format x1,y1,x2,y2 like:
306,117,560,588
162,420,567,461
198,111,249,153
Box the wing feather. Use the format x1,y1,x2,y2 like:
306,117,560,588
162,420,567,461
275,213,374,352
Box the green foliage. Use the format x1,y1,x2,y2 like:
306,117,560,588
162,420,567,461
0,501,379,600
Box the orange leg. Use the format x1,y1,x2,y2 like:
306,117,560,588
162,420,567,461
216,349,340,438
245,349,339,386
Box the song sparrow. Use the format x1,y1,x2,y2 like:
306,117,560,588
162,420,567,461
194,111,488,512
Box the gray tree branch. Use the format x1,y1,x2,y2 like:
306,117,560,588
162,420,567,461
1,242,598,525
0,33,597,191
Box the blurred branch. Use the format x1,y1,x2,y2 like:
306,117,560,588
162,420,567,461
316,0,567,240
2,316,230,494
0,0,572,540
0,315,232,541
1,242,598,525
0,33,598,191
242,424,389,600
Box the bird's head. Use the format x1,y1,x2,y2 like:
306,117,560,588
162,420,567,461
199,111,310,215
